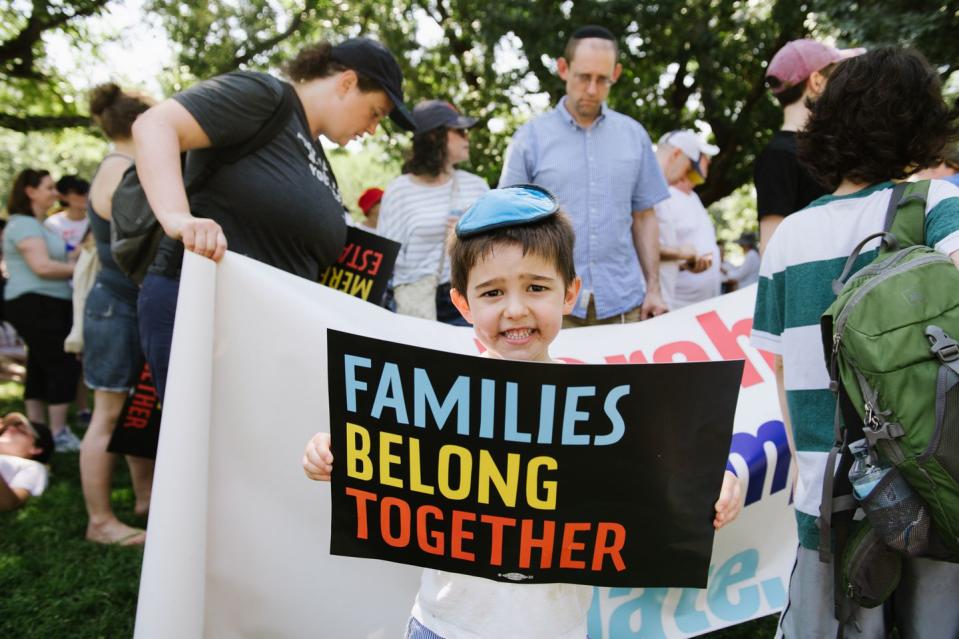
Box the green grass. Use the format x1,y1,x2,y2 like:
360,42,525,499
0,383,145,638
0,381,778,637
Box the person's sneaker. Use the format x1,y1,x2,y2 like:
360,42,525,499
53,426,82,453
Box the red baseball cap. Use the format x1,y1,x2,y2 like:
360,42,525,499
357,187,384,215
766,39,865,94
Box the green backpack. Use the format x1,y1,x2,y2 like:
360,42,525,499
820,181,959,620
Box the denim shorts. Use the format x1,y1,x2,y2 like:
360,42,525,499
83,282,142,392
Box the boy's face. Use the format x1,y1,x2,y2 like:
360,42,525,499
0,418,40,459
450,242,581,363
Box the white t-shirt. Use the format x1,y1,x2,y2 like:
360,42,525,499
44,211,89,251
666,188,721,308
0,454,48,496
654,193,682,310
378,171,489,285
726,248,760,288
412,570,592,639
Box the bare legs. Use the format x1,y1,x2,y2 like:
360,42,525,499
24,398,69,435
80,389,151,544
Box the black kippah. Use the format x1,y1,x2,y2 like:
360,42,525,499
571,25,615,41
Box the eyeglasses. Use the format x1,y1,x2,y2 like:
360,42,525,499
450,128,469,138
571,73,615,88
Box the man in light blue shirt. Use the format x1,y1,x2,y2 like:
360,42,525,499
499,25,670,326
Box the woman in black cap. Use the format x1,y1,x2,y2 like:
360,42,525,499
130,38,415,401
378,100,488,325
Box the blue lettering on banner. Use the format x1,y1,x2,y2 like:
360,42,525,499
412,369,470,434
728,420,791,506
590,549,788,638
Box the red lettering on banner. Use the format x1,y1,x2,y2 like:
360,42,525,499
519,519,555,569
347,247,368,272
367,251,384,277
559,522,591,569
345,487,378,539
417,505,445,555
653,341,710,363
337,243,355,263
451,510,476,561
132,394,154,410
123,416,148,429
381,497,411,547
340,488,632,574
592,522,626,571
480,514,516,566
697,311,766,388
128,406,150,420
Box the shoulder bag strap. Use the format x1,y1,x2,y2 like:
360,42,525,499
185,80,297,196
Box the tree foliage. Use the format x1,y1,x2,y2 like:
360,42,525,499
3,0,958,216
814,0,959,82
0,0,110,131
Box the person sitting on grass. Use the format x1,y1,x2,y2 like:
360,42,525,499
0,412,53,511
303,185,744,639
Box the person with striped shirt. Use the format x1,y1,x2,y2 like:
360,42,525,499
751,47,959,638
499,25,670,326
379,100,489,324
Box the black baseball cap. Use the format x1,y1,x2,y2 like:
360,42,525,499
412,100,479,135
330,38,415,131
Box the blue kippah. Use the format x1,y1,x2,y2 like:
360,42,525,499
455,184,559,238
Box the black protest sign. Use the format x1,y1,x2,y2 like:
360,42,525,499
326,330,743,588
107,363,161,460
318,226,400,306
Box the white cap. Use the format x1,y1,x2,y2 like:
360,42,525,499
659,130,720,176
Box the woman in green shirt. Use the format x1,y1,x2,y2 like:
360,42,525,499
3,169,80,451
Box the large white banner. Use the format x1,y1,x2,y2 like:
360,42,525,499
134,252,796,639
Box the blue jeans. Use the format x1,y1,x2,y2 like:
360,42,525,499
137,273,180,403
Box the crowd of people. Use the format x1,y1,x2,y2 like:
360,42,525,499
3,22,959,639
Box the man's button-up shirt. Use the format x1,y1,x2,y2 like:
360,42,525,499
499,98,669,319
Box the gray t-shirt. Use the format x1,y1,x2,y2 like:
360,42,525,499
151,71,347,280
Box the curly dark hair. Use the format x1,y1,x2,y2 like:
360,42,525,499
798,47,959,191
401,127,449,177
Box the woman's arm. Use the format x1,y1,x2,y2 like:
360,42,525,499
131,99,227,261
16,237,75,279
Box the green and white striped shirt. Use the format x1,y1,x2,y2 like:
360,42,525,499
750,180,959,549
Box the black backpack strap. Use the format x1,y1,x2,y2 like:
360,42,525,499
185,80,297,196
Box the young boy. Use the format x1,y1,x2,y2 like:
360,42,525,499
751,47,959,637
0,412,53,511
304,185,743,638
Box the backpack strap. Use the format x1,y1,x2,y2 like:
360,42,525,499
185,80,297,196
881,180,929,254
830,181,931,294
